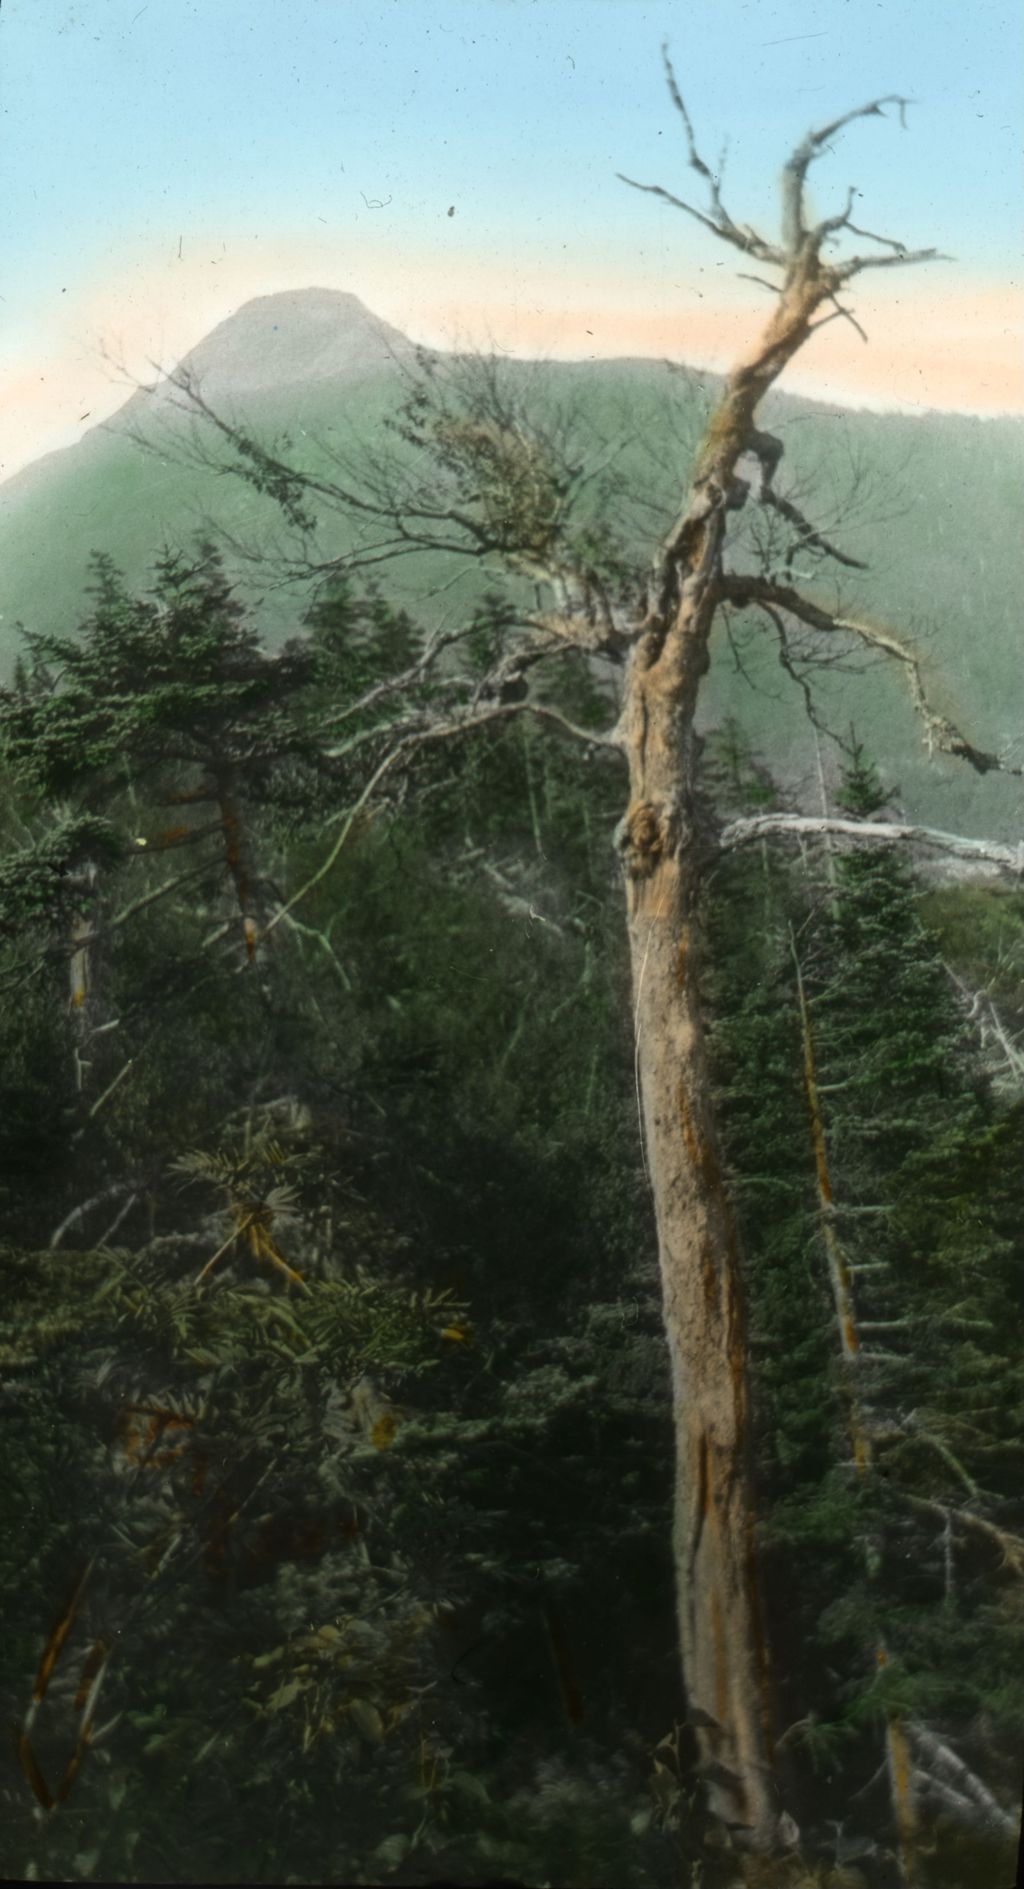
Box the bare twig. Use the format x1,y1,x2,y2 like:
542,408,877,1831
49,1184,134,1250
263,700,619,944
810,297,870,344
87,1059,136,1120
759,488,868,569
618,47,783,266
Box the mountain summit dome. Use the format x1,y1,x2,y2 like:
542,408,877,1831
158,288,416,401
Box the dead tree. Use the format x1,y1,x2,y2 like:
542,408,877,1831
132,56,1021,1862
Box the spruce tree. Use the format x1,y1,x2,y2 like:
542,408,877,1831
0,550,694,1887
706,744,1024,1881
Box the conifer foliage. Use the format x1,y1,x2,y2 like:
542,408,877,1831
1,530,1022,1884
0,551,689,1886
707,745,1024,1884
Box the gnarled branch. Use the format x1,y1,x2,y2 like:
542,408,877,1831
782,95,910,253
758,488,868,571
719,574,1008,774
626,72,945,309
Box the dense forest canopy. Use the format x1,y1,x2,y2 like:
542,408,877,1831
1,58,1022,1889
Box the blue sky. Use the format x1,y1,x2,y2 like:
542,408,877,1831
1,0,1021,472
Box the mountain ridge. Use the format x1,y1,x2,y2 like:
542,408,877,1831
1,286,1022,842
3,285,1021,508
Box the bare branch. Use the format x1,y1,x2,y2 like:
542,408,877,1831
719,813,1024,877
94,1191,140,1249
276,912,353,990
908,1723,1018,1836
136,367,511,566
912,1769,996,1834
845,220,911,254
262,701,619,942
811,184,858,245
138,370,362,528
781,96,910,252
616,173,773,257
905,1494,1024,1577
49,1183,135,1250
103,865,212,936
809,297,870,344
87,1058,136,1120
659,44,782,261
719,575,1009,774
752,601,849,752
317,620,475,734
759,489,868,570
834,245,948,283
618,46,783,267
517,701,621,750
660,41,712,176
625,73,939,343
944,963,1024,1085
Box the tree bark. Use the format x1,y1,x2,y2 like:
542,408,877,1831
213,769,260,962
624,837,778,1844
67,858,101,1091
607,255,840,1850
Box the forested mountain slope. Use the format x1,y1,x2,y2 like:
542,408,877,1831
2,289,1022,835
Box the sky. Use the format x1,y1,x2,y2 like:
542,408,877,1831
0,0,1021,479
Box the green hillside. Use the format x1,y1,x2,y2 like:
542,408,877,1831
2,290,1021,836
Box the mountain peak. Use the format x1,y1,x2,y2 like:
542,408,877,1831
157,287,415,402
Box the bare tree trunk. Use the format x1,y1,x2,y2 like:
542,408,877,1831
68,859,100,1091
792,938,873,1472
213,770,260,963
624,841,777,1844
608,257,833,1853
812,726,841,921
616,572,783,1845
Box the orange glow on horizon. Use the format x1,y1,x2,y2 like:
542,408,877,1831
1,243,1020,483
410,283,1023,418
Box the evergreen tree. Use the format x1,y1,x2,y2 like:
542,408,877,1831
0,551,696,1887
707,746,1024,1882
0,546,321,970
